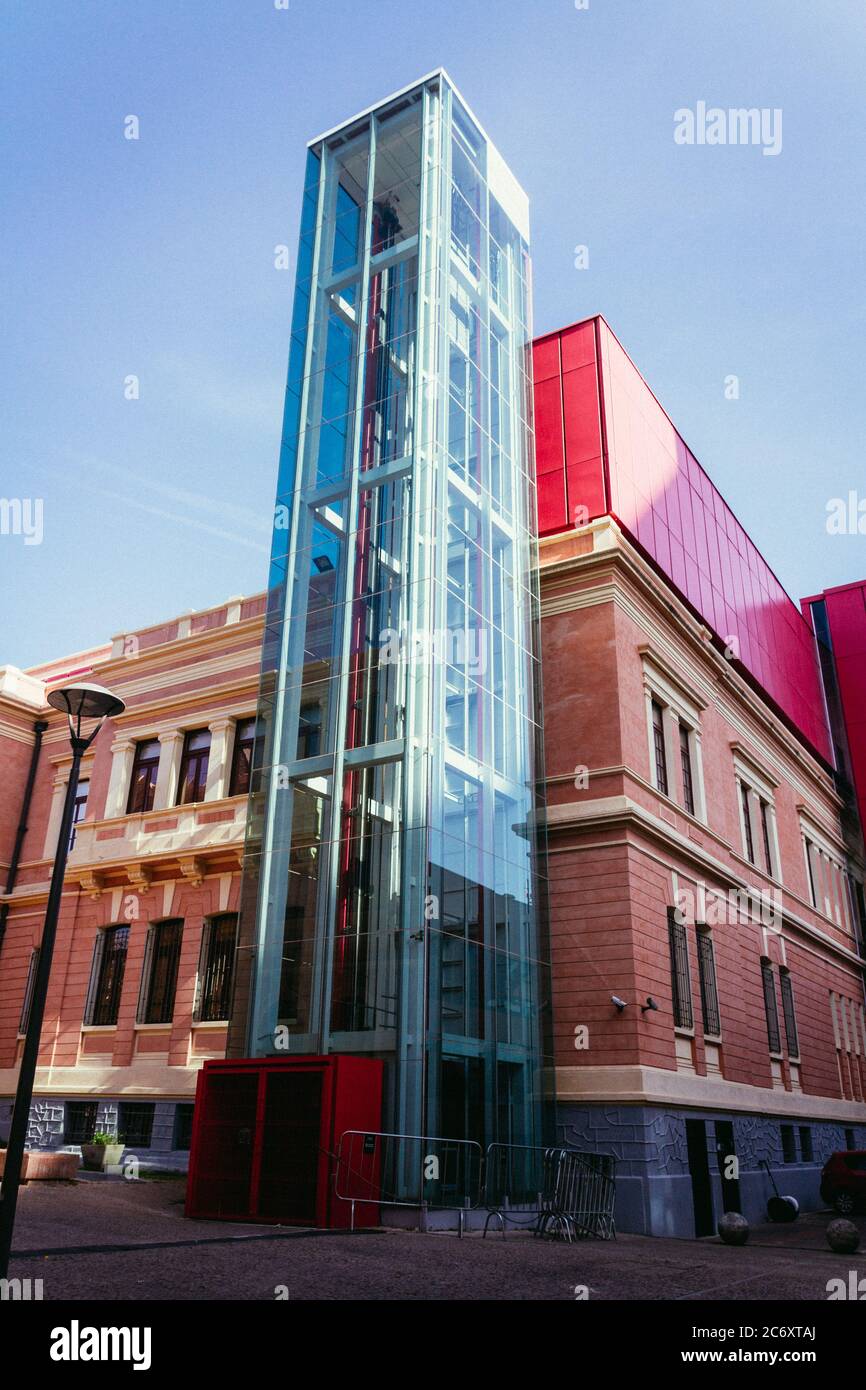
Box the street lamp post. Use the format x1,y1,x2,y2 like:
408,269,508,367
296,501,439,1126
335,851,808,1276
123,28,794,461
0,682,125,1279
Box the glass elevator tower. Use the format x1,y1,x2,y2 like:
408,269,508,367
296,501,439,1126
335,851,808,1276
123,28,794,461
232,71,550,1155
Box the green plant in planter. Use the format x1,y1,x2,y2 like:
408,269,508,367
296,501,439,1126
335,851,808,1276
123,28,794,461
80,1132,125,1172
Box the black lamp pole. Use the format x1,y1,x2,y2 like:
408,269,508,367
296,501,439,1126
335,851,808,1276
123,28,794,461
0,685,122,1280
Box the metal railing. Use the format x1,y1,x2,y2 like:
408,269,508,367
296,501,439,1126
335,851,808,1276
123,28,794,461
484,1143,616,1241
334,1130,484,1233
333,1131,615,1240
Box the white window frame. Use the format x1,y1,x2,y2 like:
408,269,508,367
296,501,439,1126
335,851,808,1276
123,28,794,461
640,651,707,823
732,747,781,882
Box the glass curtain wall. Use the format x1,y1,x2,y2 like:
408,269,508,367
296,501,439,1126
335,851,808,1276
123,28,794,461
232,72,551,1161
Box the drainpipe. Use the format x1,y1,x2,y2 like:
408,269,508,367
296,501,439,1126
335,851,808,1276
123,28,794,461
0,719,49,956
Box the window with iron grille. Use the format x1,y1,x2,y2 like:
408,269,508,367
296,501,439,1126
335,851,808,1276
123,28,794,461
652,700,668,796
137,919,183,1024
176,729,211,805
127,739,160,815
84,926,129,1026
845,1128,856,1150
118,1102,154,1148
799,1126,813,1162
759,799,774,875
173,1104,194,1151
194,914,237,1022
781,1123,797,1163
64,1101,98,1145
696,929,721,1036
228,718,256,797
761,958,781,1054
740,782,755,863
19,947,40,1035
667,908,693,1029
780,968,799,1058
679,724,695,816
804,837,818,907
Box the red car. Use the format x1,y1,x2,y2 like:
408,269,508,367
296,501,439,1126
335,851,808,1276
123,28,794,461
820,1151,866,1215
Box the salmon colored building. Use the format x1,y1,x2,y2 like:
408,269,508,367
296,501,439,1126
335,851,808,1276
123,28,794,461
0,596,265,1164
537,317,866,1234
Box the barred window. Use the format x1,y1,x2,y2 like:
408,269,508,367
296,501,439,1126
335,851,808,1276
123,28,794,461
780,969,799,1058
696,929,721,1036
84,926,129,1026
173,1104,195,1151
194,914,237,1022
19,947,40,1035
667,908,693,1030
118,1102,154,1148
137,919,183,1024
64,1101,97,1145
680,724,695,816
799,1126,813,1162
761,959,781,1054
740,783,755,864
652,701,668,796
781,1124,797,1163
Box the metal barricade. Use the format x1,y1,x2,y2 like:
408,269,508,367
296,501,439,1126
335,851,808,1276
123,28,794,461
484,1143,616,1241
334,1130,484,1234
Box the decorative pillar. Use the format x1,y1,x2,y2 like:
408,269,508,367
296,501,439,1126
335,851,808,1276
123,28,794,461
205,718,234,802
153,731,184,811
104,739,136,819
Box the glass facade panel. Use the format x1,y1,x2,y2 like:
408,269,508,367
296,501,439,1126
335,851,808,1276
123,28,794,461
234,74,551,1157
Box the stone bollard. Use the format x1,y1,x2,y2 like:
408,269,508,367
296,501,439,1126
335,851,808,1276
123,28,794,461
717,1211,749,1245
826,1219,861,1255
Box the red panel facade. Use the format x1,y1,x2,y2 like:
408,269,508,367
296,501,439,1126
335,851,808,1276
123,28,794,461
807,581,866,834
533,315,832,764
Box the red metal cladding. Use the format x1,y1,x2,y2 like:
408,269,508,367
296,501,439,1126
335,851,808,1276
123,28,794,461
806,581,866,831
532,315,832,764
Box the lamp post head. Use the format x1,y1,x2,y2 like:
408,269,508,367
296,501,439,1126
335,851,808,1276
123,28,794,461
47,682,125,747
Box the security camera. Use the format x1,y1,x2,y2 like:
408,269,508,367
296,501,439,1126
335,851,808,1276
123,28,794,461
611,995,628,1012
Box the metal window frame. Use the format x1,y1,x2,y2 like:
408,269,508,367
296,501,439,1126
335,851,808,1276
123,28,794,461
667,908,693,1030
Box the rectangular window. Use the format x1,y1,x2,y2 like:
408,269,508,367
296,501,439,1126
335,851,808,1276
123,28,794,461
64,1100,98,1146
761,959,781,1054
696,929,721,1036
228,718,257,797
176,729,211,805
804,837,818,907
845,1128,856,1150
781,1124,797,1163
799,1126,813,1163
173,1104,195,1151
118,1102,154,1149
667,908,693,1030
741,783,755,864
68,779,89,852
18,948,40,1035
679,724,695,816
137,919,183,1024
652,700,668,796
194,914,237,1022
127,739,160,814
780,969,799,1058
759,799,773,876
84,926,129,1026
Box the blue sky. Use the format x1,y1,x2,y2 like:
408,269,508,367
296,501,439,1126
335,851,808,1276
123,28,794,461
2,0,865,667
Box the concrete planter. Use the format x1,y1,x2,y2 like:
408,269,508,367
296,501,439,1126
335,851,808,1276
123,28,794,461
80,1143,125,1172
0,1150,79,1181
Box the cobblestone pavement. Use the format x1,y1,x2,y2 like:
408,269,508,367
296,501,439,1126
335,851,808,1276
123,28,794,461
5,1178,865,1301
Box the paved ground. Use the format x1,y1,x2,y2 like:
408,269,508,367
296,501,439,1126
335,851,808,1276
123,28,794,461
6,1177,865,1301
